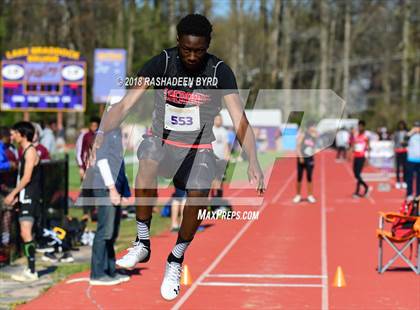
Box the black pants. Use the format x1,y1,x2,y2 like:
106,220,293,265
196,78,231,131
336,146,347,160
353,157,368,195
406,161,420,197
297,158,314,182
395,152,407,183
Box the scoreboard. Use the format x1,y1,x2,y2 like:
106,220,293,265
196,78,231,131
1,47,86,112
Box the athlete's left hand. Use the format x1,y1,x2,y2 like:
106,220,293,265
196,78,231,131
4,193,17,206
248,161,265,195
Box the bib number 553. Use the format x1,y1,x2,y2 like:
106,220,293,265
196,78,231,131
171,116,193,126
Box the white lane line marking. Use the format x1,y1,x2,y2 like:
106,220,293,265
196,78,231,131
66,277,90,284
206,274,327,279
272,172,296,204
171,172,295,310
198,282,324,288
321,154,329,310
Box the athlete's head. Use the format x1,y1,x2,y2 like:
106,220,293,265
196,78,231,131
177,14,212,71
306,120,317,135
358,120,366,133
11,121,35,144
214,114,223,128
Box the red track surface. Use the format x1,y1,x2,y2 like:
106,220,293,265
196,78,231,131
21,151,419,309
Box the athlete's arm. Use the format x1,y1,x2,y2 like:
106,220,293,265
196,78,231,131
4,148,38,205
296,132,304,162
224,93,265,195
99,83,149,133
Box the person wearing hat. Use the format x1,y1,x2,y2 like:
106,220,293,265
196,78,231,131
405,121,420,201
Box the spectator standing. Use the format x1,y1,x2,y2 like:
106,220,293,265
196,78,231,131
40,120,56,154
88,128,131,285
211,114,230,206
405,121,420,201
0,127,18,263
393,120,408,189
335,127,350,161
81,117,101,221
75,128,88,180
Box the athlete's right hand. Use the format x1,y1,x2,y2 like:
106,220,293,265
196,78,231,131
299,157,304,164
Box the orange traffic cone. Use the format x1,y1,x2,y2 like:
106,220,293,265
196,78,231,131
333,266,346,288
180,265,193,286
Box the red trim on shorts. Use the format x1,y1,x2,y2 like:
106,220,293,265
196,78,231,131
161,138,213,149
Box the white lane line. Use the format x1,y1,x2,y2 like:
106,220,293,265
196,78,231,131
206,274,327,279
171,172,296,310
272,172,296,204
198,282,324,288
66,277,90,284
321,154,329,310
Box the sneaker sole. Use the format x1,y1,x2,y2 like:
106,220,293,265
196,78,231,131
116,252,151,269
116,277,130,283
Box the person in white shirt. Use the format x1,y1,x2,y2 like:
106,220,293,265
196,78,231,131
40,121,56,154
335,127,350,161
211,114,230,206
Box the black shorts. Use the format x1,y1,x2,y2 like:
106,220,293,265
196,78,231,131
17,202,40,223
137,136,216,192
297,158,314,182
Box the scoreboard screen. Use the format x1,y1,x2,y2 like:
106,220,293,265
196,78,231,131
1,47,86,112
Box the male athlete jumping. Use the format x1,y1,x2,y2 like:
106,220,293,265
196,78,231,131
93,14,264,300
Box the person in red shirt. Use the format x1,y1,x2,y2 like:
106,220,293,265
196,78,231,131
81,117,101,172
352,120,370,198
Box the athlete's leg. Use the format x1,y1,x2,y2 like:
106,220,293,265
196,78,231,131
358,158,368,195
306,160,316,203
294,160,304,203
135,159,159,247
20,219,35,274
353,158,361,195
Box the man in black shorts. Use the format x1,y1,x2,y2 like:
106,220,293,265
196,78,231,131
293,122,318,204
5,122,41,282
94,14,264,300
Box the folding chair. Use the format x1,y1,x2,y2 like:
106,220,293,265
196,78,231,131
376,212,420,274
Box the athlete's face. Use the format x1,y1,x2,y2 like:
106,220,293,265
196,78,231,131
178,35,209,71
10,130,22,144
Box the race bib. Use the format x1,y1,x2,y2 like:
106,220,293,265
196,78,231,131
164,104,200,132
354,142,365,152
